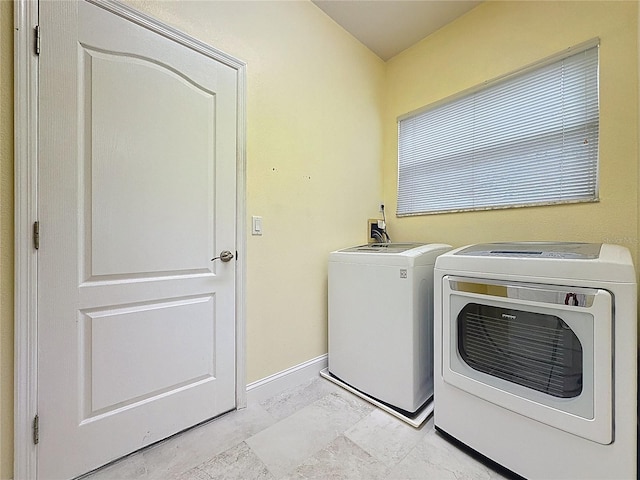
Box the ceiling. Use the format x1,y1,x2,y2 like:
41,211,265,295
311,0,482,61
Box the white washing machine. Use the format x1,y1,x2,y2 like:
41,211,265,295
434,242,637,479
327,242,451,415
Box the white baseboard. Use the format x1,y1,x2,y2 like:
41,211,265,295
246,354,328,404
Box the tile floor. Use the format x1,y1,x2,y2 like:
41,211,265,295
82,377,508,480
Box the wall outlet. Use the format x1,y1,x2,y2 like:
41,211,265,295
368,218,386,243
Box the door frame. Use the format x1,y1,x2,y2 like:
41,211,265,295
13,1,247,478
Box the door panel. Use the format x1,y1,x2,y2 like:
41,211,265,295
38,2,238,478
88,48,215,277
84,295,216,414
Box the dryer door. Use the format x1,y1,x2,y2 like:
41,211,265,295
442,276,613,444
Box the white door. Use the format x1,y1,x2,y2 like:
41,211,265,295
37,2,238,478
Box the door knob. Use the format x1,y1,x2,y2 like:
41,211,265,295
212,250,234,262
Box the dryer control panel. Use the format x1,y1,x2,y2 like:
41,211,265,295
455,242,602,259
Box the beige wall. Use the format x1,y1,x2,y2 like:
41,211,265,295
0,1,14,478
383,1,639,267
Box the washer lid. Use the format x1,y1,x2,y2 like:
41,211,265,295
339,243,424,254
455,242,602,259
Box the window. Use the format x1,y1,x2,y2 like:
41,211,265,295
397,41,599,216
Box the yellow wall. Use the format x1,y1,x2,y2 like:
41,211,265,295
383,1,639,266
0,1,14,478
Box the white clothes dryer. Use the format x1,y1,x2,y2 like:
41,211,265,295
434,242,637,479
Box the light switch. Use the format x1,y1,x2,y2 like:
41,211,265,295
252,216,263,236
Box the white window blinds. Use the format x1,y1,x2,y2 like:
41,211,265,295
397,42,599,216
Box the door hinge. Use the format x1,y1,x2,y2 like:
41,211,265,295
34,25,40,56
33,221,39,250
33,415,39,445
